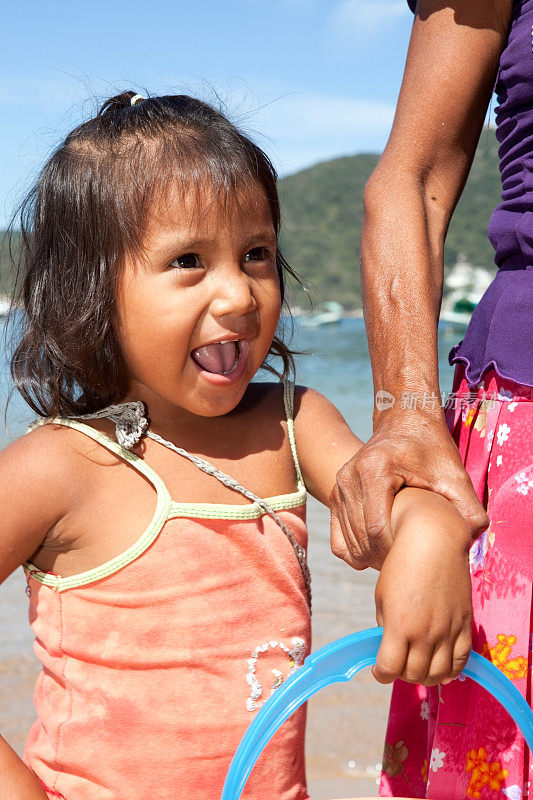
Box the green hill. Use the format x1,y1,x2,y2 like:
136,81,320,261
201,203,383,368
1,130,502,307
0,230,18,296
278,129,502,309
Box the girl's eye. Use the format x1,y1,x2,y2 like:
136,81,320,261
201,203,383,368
169,253,202,270
244,246,272,263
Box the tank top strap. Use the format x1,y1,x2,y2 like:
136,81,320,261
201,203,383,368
282,380,305,488
30,401,312,609
27,417,172,511
144,425,311,609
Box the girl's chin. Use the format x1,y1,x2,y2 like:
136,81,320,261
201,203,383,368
190,390,249,417
188,370,256,417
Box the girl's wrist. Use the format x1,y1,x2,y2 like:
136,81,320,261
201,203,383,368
391,488,472,553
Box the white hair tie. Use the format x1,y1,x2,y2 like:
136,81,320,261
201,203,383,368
130,94,145,107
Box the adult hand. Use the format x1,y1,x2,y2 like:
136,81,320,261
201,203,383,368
329,406,489,571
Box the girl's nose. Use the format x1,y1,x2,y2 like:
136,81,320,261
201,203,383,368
210,270,258,319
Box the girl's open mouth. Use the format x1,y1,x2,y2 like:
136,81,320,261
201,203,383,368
191,339,250,378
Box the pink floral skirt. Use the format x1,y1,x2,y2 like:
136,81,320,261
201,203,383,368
380,365,533,800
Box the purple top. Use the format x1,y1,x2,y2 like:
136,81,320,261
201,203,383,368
407,0,533,388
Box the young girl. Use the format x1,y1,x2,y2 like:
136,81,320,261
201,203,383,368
0,91,472,800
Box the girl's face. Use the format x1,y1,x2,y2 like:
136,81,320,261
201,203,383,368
116,182,281,420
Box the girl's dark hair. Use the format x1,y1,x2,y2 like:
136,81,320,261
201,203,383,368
10,91,301,417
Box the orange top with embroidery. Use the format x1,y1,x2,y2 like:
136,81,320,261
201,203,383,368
22,384,311,800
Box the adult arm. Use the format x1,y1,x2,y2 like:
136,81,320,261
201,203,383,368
331,0,514,570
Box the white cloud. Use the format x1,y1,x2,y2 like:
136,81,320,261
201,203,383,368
241,92,396,174
275,94,395,138
332,0,410,37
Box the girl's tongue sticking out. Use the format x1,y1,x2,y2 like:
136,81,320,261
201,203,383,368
191,340,243,375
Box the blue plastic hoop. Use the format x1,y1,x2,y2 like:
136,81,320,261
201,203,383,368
221,626,533,800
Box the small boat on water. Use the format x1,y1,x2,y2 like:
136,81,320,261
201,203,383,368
0,298,10,318
440,255,494,329
299,301,343,328
440,295,479,327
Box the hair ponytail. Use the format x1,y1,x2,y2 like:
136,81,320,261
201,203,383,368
98,91,145,116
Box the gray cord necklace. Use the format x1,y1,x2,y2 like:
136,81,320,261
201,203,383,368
70,400,312,610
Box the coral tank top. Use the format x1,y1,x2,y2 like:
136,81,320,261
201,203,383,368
407,0,533,388
21,383,311,800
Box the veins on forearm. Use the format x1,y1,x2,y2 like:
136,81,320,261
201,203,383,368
361,190,443,394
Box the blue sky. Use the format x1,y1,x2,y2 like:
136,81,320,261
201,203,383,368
1,0,417,227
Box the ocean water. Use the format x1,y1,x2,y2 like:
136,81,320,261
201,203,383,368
0,316,462,798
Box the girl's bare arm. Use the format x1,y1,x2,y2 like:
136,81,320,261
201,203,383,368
373,487,472,685
292,386,365,506
0,426,77,799
295,386,472,684
331,0,514,569
0,427,75,584
0,735,48,799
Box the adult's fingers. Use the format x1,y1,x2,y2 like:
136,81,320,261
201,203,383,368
330,465,368,568
334,455,396,569
437,469,489,541
331,415,486,570
374,411,488,541
330,508,362,569
359,468,403,560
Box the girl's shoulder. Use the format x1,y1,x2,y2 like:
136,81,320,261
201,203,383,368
289,385,364,506
4,420,117,511
242,381,348,426
0,421,102,585
239,381,327,433
292,384,348,427
20,418,120,468
5,420,90,481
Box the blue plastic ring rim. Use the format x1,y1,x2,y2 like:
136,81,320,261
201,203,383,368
221,627,533,800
